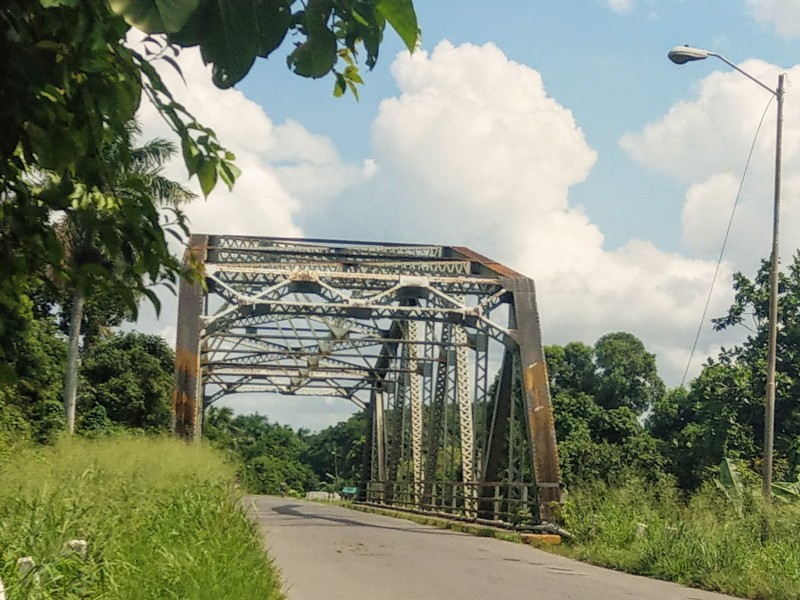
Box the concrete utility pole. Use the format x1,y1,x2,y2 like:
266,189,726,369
668,46,785,502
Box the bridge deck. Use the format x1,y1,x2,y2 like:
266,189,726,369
246,496,737,600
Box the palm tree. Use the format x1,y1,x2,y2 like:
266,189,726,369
52,121,195,433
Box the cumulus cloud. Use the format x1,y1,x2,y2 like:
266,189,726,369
622,59,800,276
302,41,732,385
746,0,800,38
607,0,633,14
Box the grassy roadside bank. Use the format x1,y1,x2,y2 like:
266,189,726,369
0,436,283,599
562,478,800,600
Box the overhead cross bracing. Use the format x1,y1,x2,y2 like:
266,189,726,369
173,234,562,523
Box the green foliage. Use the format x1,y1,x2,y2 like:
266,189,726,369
303,411,368,486
113,0,419,91
205,408,318,494
713,254,800,475
649,255,800,490
545,333,666,487
772,475,800,503
44,122,195,325
0,436,284,599
593,332,665,413
715,458,746,516
562,477,800,600
78,332,175,431
0,292,66,448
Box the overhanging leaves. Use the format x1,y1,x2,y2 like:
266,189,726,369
375,0,418,51
108,0,200,33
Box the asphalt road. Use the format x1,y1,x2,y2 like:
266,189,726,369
245,496,739,600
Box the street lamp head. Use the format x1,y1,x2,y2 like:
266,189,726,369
668,45,711,65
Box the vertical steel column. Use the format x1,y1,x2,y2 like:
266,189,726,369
501,276,561,521
386,354,405,503
361,389,375,499
173,234,208,441
472,333,489,479
374,388,387,501
454,324,476,516
423,323,452,505
408,321,424,506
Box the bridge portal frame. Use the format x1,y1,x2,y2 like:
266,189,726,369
173,234,561,521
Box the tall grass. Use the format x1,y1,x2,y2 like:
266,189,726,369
0,435,284,599
562,476,800,600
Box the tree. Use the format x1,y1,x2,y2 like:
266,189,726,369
79,332,175,431
544,333,666,487
204,409,319,493
304,412,368,487
593,332,665,413
0,288,66,449
649,255,800,488
648,364,759,490
45,122,194,433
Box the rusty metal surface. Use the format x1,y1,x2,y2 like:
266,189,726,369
172,234,207,441
501,276,562,519
173,235,562,524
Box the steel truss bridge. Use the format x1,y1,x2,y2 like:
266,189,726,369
173,235,562,524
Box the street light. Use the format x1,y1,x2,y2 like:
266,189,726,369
669,45,785,501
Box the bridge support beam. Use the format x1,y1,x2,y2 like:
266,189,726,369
372,388,387,501
503,276,562,521
173,234,207,441
408,321,424,507
480,347,514,517
454,325,476,516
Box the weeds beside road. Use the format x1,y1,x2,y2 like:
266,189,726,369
559,477,800,600
0,436,283,599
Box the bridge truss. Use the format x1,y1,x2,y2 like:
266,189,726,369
173,235,562,524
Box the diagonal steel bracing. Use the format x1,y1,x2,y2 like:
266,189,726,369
173,235,562,523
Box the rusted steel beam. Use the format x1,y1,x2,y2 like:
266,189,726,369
448,246,525,278
173,234,208,441
501,276,562,521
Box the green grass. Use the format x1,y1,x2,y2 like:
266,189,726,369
0,435,284,600
560,477,800,600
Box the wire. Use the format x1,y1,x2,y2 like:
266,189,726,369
680,96,775,388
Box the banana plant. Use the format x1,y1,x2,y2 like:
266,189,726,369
715,457,745,516
772,477,800,503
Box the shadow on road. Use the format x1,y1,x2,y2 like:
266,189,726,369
263,502,464,536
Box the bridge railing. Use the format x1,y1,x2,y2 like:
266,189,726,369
362,480,538,527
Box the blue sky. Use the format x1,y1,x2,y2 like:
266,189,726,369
135,0,800,430
236,0,797,250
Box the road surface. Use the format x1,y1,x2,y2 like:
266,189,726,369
245,496,739,600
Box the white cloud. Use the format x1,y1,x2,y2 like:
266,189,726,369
607,0,633,14
623,59,800,277
746,0,800,38
303,41,732,385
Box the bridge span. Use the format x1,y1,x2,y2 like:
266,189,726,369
174,235,562,525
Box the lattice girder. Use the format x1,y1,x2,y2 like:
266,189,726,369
173,235,562,522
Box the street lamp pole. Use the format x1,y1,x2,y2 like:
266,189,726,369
668,46,784,501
